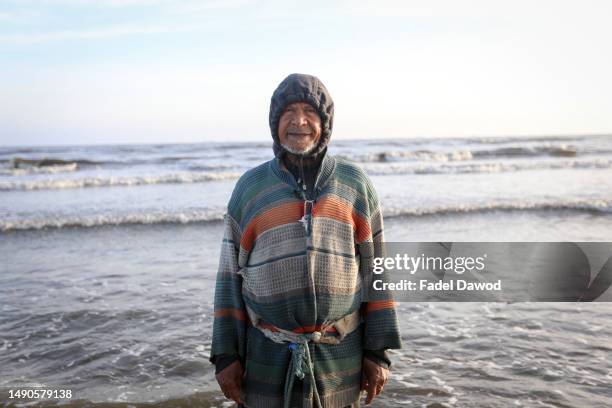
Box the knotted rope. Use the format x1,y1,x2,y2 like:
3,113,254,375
283,337,322,408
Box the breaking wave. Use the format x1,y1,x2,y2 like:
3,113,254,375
342,150,475,163
472,145,579,158
1,209,226,232
3,199,611,232
342,144,583,163
0,172,242,191
0,162,78,175
4,157,103,167
362,158,612,175
384,199,612,218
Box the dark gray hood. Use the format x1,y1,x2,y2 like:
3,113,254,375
269,73,334,158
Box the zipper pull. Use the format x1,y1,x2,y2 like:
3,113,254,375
300,200,314,236
299,214,308,233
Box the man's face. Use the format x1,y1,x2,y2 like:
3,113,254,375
278,102,322,155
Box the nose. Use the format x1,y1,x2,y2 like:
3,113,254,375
290,111,308,126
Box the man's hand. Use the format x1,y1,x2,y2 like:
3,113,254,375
361,357,389,405
215,360,244,405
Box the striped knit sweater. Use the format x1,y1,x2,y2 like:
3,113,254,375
211,152,402,408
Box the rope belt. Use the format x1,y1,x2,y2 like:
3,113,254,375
245,306,361,408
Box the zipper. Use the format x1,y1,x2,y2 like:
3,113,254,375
297,155,317,237
295,155,319,329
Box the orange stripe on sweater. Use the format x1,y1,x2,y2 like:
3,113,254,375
240,201,304,251
312,196,371,243
365,300,396,313
214,308,247,321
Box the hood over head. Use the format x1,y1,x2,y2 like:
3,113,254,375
269,73,334,158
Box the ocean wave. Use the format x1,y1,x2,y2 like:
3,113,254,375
0,162,78,175
362,158,612,175
6,157,103,168
1,210,226,232
0,155,251,173
472,144,578,158
2,156,192,169
187,163,240,171
3,199,611,232
340,150,474,163
0,172,242,191
471,135,584,144
470,135,611,144
341,143,586,163
384,199,612,218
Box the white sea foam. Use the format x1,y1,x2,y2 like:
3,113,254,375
340,149,475,163
362,158,612,176
3,199,611,232
0,171,242,191
339,143,586,163
0,209,226,232
383,199,612,218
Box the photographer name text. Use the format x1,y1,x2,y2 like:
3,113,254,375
373,279,502,292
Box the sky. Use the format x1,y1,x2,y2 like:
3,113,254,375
0,0,611,146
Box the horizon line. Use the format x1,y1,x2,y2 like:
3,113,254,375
1,132,610,149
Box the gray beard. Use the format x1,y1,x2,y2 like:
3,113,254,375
281,141,317,156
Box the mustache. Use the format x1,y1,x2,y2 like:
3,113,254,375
286,128,313,135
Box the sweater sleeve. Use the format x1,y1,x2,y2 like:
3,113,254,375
210,213,248,365
214,354,241,374
359,180,403,352
364,349,391,369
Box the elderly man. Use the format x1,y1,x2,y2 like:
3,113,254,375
210,73,402,408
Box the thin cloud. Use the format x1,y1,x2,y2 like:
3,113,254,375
0,9,43,23
0,23,200,45
171,0,254,14
8,0,172,6
7,0,247,8
0,12,16,21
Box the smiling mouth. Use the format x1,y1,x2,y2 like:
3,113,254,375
288,133,311,137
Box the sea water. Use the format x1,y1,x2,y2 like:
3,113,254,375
1,135,611,407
